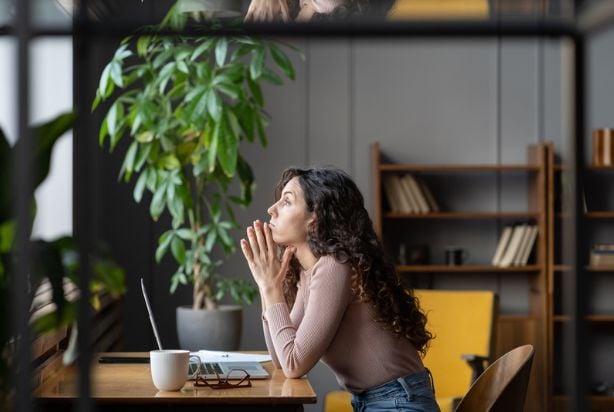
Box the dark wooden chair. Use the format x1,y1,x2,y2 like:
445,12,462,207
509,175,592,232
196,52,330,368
455,344,534,412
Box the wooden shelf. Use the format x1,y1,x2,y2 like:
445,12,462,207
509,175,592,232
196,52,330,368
553,165,614,171
587,165,614,171
498,315,538,323
586,266,614,272
587,315,614,322
553,265,614,272
379,164,540,172
384,211,539,219
554,395,614,405
396,264,540,273
553,315,614,322
586,211,614,218
557,211,614,218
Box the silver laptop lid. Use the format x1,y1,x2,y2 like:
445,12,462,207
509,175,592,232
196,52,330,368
141,278,163,350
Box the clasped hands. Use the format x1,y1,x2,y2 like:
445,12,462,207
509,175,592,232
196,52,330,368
240,220,295,294
245,0,291,23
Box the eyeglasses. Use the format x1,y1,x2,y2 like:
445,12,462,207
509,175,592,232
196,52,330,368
193,368,252,390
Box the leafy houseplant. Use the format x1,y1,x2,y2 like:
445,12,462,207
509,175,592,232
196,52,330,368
92,6,300,316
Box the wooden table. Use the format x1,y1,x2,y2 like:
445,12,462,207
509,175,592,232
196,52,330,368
35,352,317,411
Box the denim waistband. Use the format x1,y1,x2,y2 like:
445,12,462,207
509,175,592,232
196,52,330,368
354,369,435,402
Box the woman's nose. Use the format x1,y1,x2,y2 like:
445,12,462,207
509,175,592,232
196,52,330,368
267,204,275,216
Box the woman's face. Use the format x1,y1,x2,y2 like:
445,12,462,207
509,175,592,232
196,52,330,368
267,177,314,246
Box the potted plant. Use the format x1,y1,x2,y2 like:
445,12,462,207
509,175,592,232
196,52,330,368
92,4,301,350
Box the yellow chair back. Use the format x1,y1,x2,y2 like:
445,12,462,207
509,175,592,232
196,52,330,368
415,289,497,410
387,0,489,20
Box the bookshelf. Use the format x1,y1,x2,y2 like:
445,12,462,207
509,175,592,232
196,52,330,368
371,142,549,412
548,145,614,412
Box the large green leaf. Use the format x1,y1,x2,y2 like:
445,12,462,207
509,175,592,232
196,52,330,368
269,43,295,80
0,112,75,225
217,113,238,177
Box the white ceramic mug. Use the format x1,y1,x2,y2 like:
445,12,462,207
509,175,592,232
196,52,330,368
150,350,201,391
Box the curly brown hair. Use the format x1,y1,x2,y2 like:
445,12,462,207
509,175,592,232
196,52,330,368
274,166,432,356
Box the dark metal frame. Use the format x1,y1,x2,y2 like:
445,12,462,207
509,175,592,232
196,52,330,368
8,1,606,410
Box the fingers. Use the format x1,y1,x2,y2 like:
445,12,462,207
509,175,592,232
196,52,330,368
244,0,289,22
263,222,276,257
244,0,257,22
240,238,254,263
279,246,295,276
246,226,260,257
253,220,268,258
279,0,290,22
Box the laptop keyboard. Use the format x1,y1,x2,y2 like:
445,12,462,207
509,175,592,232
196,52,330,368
203,362,223,375
189,361,222,376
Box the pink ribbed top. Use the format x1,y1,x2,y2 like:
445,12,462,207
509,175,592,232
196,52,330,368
262,255,424,393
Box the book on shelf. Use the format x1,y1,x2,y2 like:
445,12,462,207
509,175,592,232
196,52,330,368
590,244,614,266
517,225,538,266
513,224,532,266
491,225,513,266
383,174,403,212
592,128,614,167
497,225,525,267
397,175,420,213
404,175,430,213
495,223,538,267
382,174,440,214
417,177,440,212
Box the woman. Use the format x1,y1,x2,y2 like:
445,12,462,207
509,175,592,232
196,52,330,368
240,167,439,412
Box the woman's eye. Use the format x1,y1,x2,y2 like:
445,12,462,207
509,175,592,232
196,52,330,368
282,199,290,206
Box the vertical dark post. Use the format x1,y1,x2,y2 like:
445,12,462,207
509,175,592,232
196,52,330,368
13,0,32,408
566,33,588,412
74,0,93,410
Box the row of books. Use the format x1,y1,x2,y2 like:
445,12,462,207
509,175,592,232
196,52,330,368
592,128,614,166
590,244,614,267
382,174,440,214
491,223,538,267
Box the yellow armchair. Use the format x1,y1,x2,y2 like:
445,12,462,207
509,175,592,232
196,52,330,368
324,289,497,412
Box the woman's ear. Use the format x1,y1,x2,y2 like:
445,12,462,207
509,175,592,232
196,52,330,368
306,212,316,229
305,213,317,238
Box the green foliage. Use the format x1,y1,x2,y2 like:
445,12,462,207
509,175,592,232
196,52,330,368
93,5,301,309
0,113,126,406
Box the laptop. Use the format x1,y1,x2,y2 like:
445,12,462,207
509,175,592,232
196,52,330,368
141,278,270,380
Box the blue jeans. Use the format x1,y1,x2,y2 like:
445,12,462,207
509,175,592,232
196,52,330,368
351,369,440,412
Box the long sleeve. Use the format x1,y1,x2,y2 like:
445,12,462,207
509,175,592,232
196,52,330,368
262,283,305,369
262,277,307,369
262,319,281,368
264,257,352,378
